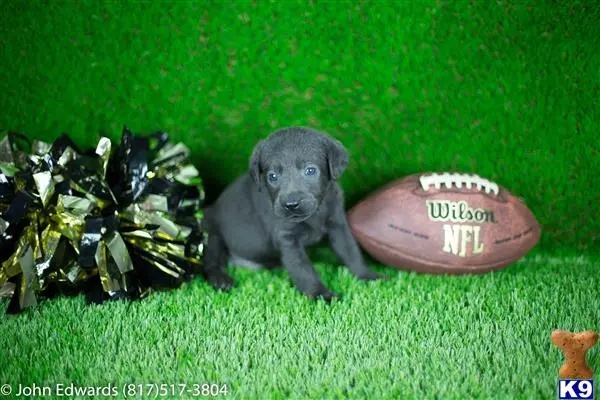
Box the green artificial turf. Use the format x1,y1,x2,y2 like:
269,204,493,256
1,250,598,399
1,1,599,399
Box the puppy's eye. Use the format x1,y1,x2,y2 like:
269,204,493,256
304,167,317,176
267,172,279,183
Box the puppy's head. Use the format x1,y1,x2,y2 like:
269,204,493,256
249,127,348,222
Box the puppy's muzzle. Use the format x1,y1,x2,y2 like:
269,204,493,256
276,192,317,220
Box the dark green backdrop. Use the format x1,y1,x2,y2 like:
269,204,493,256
1,0,598,252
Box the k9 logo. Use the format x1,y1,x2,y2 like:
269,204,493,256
558,380,594,400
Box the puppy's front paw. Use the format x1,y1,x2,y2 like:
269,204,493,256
307,286,339,303
205,269,235,291
356,270,388,281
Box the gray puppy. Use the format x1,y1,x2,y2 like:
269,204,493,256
202,127,384,301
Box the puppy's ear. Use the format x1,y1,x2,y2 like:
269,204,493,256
249,140,265,186
326,138,349,180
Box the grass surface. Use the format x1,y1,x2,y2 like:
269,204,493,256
1,250,599,399
0,0,599,250
1,1,599,399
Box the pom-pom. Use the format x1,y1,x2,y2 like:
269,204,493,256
0,128,208,314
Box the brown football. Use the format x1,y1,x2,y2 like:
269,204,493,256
347,172,541,274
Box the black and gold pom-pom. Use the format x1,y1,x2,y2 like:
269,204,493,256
0,128,208,314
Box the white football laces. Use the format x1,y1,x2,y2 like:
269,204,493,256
419,173,500,195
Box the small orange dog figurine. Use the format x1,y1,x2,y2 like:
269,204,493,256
551,329,598,379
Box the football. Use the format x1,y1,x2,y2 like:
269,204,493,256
347,172,541,274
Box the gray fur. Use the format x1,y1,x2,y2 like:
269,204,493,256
202,127,385,301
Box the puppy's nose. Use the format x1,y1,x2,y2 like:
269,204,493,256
285,200,300,210
283,194,300,210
